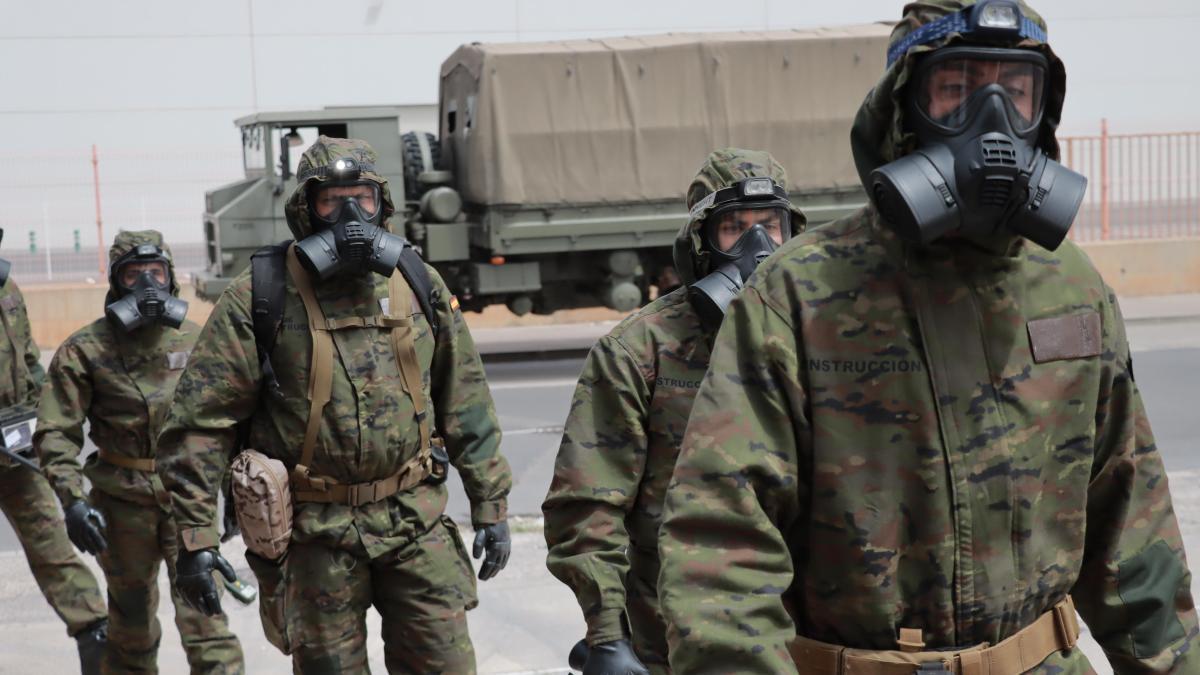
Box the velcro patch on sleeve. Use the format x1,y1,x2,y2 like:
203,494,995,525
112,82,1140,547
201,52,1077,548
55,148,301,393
166,351,190,370
1027,310,1102,363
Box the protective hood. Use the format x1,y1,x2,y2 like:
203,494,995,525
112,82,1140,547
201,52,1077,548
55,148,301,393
851,0,1066,195
283,135,398,240
673,148,807,285
105,229,180,306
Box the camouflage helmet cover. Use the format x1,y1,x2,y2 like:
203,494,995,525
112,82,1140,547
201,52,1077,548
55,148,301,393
283,135,398,240
673,148,807,285
850,0,1066,192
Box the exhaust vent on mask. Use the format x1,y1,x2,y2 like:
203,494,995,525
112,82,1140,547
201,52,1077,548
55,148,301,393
981,176,1014,207
981,137,1018,167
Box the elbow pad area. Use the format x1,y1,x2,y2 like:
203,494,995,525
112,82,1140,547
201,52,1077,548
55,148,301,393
1116,539,1188,658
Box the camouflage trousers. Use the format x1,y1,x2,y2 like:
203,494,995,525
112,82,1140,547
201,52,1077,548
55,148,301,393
627,547,671,675
91,490,244,674
0,463,106,636
249,515,478,674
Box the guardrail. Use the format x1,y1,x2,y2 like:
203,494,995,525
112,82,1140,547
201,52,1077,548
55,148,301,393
1062,122,1200,241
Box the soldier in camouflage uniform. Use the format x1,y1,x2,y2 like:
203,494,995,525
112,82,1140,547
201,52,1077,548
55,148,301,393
157,137,513,674
0,267,108,673
36,230,245,674
657,2,1199,674
543,148,804,675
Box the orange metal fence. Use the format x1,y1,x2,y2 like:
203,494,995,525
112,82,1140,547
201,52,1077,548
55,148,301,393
1061,121,1200,242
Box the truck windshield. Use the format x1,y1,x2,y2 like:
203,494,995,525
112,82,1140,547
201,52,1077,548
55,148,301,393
242,125,268,173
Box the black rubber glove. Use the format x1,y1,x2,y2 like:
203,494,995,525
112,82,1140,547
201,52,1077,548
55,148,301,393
64,500,108,555
582,638,650,675
176,548,237,617
472,520,511,581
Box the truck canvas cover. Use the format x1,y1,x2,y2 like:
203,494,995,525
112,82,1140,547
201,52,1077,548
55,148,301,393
440,24,892,207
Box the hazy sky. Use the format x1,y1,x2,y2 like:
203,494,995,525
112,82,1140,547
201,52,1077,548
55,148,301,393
3,0,1197,245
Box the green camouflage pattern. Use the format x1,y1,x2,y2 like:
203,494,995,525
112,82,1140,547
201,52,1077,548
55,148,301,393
544,149,802,671
0,278,107,636
657,3,1198,673
673,148,806,285
0,462,107,636
251,516,478,672
283,135,398,240
35,230,244,671
92,489,242,673
157,137,509,668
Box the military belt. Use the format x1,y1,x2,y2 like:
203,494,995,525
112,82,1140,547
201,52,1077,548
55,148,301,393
292,446,433,507
791,597,1080,675
97,449,156,472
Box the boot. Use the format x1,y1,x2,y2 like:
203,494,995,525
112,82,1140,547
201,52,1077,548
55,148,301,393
75,619,107,675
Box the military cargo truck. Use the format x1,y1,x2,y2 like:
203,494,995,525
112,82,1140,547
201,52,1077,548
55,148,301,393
197,24,891,313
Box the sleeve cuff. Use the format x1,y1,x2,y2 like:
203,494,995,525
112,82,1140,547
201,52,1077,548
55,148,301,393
586,607,627,646
178,526,220,552
470,498,507,526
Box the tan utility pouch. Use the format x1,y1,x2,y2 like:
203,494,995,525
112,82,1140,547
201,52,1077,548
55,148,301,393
230,449,293,561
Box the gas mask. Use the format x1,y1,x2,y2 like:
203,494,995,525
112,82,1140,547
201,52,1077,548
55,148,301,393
294,158,406,280
688,177,792,327
871,3,1087,251
105,244,188,332
0,229,10,288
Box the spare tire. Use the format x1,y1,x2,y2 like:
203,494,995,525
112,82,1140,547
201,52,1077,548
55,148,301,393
401,132,442,201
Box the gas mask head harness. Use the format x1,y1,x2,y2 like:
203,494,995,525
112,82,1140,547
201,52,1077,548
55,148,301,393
294,156,406,280
688,176,792,328
105,243,187,332
870,0,1087,251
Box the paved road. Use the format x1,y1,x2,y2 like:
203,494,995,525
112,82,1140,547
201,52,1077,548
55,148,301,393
0,318,1194,673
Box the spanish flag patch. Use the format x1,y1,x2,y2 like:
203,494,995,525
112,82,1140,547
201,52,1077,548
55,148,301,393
449,295,461,312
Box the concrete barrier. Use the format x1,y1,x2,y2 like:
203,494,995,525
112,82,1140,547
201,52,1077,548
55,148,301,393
1079,238,1200,298
17,237,1200,349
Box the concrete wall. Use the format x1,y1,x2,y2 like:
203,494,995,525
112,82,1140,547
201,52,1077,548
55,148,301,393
1078,238,1200,298
17,237,1200,349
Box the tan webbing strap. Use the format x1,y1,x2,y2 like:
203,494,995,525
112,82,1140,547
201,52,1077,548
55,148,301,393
791,597,1081,675
97,449,156,472
897,628,925,653
293,445,432,506
285,245,335,484
387,270,432,458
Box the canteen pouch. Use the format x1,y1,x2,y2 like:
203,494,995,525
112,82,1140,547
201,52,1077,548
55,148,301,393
230,449,293,560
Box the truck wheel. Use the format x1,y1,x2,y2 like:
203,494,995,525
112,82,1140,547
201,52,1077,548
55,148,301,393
401,132,442,201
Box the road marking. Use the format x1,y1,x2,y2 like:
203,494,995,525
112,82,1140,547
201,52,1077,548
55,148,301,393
489,378,578,391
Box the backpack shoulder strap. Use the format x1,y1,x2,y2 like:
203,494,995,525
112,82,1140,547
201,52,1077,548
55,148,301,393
395,243,440,337
250,241,291,386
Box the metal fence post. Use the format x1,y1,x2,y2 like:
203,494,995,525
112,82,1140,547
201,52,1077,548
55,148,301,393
91,144,106,276
1100,119,1111,240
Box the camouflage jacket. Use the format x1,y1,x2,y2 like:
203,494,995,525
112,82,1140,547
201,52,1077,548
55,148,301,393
0,280,44,469
157,264,511,557
36,318,199,507
543,287,712,646
657,209,1198,673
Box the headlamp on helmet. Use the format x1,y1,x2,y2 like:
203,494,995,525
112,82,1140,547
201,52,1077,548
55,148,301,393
886,0,1047,67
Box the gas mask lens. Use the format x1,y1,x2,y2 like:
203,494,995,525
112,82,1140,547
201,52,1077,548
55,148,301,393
915,48,1047,133
706,206,790,254
117,261,168,290
311,182,382,224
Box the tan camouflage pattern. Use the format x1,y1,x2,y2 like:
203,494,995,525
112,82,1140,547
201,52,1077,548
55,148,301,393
157,137,509,669
229,449,292,561
544,149,802,672
35,230,244,671
673,148,806,285
0,278,107,637
658,3,1199,673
